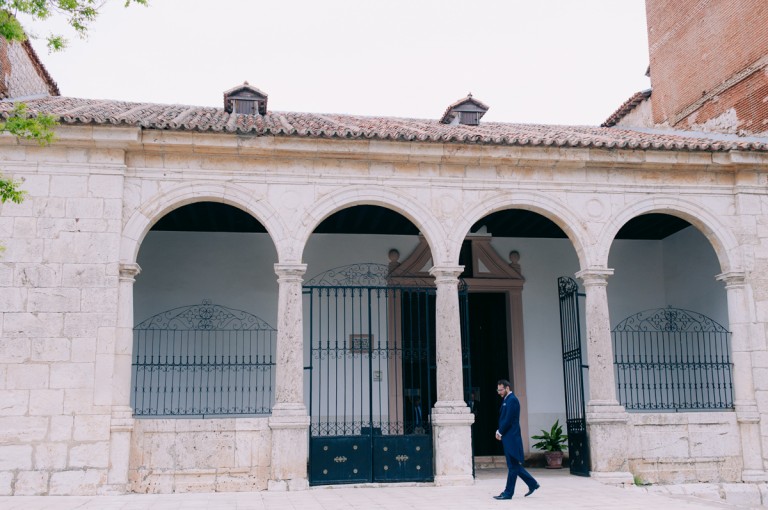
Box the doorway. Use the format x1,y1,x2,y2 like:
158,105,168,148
468,292,509,457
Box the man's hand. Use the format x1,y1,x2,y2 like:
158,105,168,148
495,430,502,441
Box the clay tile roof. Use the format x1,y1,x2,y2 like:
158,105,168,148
602,89,652,128
1,95,767,152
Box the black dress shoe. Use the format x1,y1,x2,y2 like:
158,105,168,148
524,483,540,497
493,493,512,500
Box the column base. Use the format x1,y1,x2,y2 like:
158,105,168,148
434,473,474,486
268,403,310,490
742,470,768,483
432,402,474,484
98,484,128,495
589,471,634,486
107,406,135,487
586,400,628,423
268,478,310,491
586,400,630,474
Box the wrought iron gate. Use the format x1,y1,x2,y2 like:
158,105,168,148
304,263,469,485
557,277,590,476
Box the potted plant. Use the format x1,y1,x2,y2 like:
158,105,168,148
531,419,569,468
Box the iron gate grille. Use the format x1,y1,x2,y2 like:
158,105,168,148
612,307,734,411
304,263,469,485
557,276,590,476
131,300,276,417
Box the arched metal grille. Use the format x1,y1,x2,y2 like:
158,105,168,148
612,307,733,411
131,300,276,417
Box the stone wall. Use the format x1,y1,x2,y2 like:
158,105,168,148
128,418,271,493
627,412,742,484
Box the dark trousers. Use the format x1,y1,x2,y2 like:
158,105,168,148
503,454,537,496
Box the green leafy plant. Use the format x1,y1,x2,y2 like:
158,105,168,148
531,419,568,452
0,0,149,51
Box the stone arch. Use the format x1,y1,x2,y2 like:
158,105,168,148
453,191,592,269
597,196,743,273
294,186,447,264
119,181,286,265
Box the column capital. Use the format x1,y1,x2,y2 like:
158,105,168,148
274,263,307,280
429,265,463,283
716,270,747,288
575,267,614,286
118,262,141,281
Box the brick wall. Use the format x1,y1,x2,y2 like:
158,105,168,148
646,0,768,133
0,38,57,100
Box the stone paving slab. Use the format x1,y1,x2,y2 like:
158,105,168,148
0,469,757,510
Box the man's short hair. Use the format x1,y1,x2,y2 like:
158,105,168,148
497,379,511,388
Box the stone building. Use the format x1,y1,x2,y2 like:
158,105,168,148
1,1,768,501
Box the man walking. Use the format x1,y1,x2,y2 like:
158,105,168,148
493,379,540,500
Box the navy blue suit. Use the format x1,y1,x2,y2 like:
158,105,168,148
498,392,537,497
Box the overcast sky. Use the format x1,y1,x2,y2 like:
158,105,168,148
22,0,651,126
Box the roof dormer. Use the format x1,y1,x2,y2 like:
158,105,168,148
440,93,489,125
223,81,268,115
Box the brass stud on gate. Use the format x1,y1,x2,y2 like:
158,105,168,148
416,465,421,470
353,468,358,474
384,465,388,470
415,446,420,451
383,446,388,451
323,469,328,474
353,445,358,450
323,446,328,451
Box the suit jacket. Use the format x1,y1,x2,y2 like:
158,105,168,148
498,392,525,462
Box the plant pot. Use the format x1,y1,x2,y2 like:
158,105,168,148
544,451,564,469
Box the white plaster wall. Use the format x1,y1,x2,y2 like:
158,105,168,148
135,231,279,327
662,227,728,326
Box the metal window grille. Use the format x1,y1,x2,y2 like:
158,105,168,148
131,300,276,417
612,307,734,411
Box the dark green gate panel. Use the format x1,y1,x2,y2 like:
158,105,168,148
372,435,433,482
309,436,371,485
557,276,591,477
304,263,469,485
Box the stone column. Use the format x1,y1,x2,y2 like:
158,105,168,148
268,263,310,491
104,262,141,493
716,271,768,482
575,268,632,485
428,265,474,486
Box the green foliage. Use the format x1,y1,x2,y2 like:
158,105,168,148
530,419,569,453
633,474,651,486
0,0,149,50
0,174,25,203
0,103,55,205
1,102,57,144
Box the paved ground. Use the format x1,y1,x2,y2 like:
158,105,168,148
0,468,757,510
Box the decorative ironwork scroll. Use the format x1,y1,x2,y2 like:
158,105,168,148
612,307,733,411
131,300,276,417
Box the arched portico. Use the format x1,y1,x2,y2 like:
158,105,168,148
295,192,473,486
110,182,286,491
584,196,766,481
597,196,742,273
451,191,592,269
120,182,286,265
294,186,447,266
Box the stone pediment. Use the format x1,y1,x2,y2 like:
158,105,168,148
388,235,524,286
